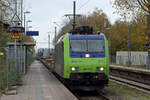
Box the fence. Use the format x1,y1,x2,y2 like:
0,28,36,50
0,45,34,94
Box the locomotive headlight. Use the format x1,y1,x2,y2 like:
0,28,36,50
97,67,104,71
71,67,79,71
72,67,76,71
100,67,104,71
85,54,90,58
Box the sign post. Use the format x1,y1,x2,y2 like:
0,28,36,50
8,26,25,83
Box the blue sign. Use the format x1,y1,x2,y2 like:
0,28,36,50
26,31,39,36
128,43,131,49
9,27,25,33
146,42,150,47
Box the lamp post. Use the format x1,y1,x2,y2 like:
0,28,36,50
104,20,111,63
53,22,58,47
25,20,32,73
105,27,111,62
21,0,23,25
48,32,52,53
23,11,31,74
53,22,61,28
28,26,32,29
127,22,131,67
54,26,57,46
26,20,32,31
53,22,62,46
24,11,31,32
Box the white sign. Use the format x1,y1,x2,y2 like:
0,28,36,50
11,13,21,22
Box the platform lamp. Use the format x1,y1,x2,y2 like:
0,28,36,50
53,22,61,46
23,11,31,74
26,20,32,31
24,11,31,34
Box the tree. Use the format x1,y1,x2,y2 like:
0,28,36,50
58,8,111,38
111,12,147,55
0,0,19,24
0,0,23,47
114,0,150,42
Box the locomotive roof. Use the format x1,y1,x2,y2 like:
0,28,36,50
56,33,105,44
69,33,105,39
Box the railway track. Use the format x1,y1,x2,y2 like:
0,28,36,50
77,75,150,100
110,65,150,95
73,90,110,100
110,75,150,95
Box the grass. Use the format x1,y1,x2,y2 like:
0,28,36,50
105,81,150,100
0,61,18,91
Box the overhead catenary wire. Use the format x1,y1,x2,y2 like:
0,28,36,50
77,0,91,11
36,42,53,44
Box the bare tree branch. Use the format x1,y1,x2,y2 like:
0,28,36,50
137,0,150,12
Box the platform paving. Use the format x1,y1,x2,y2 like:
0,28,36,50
1,60,77,100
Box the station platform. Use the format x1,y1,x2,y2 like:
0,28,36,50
110,64,150,75
1,60,77,100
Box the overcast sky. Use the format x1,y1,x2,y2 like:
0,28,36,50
24,0,120,49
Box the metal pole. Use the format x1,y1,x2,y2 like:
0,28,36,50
26,21,28,31
26,47,27,73
109,31,111,63
24,13,26,29
0,56,1,100
21,0,23,26
0,7,4,32
23,12,26,74
20,0,23,74
6,48,9,90
14,0,18,85
147,13,150,69
55,26,57,46
49,34,51,51
20,45,23,75
19,46,21,75
25,21,29,72
14,39,17,78
48,34,50,53
128,23,131,66
73,1,76,30
24,46,26,74
15,0,17,14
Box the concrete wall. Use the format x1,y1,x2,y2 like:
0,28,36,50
116,51,148,65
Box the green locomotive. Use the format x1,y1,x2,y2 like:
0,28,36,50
55,32,109,90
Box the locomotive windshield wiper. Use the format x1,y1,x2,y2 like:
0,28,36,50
86,49,88,52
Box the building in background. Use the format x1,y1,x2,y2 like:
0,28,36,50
116,51,148,66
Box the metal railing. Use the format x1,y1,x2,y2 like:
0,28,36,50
0,46,34,96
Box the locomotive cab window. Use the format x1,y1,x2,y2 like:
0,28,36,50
70,40,87,52
70,39,105,52
87,40,104,52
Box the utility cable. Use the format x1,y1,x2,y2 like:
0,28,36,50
77,0,91,11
